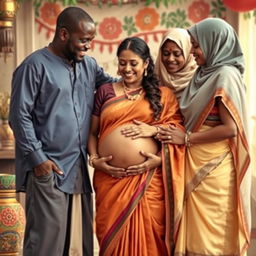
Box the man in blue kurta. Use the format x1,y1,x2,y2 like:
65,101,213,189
9,7,115,256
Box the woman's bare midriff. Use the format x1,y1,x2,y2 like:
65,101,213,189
98,125,159,168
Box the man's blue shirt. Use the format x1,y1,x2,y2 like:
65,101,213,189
9,47,115,192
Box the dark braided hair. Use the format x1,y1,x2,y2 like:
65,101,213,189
117,37,162,120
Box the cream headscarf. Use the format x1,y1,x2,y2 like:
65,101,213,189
155,28,197,99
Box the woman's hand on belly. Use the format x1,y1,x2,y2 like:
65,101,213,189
156,125,185,145
126,151,162,175
121,120,158,139
93,155,127,178
99,125,159,168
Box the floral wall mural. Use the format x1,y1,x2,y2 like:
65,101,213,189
34,0,227,75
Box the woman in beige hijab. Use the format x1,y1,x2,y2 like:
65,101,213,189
155,28,197,101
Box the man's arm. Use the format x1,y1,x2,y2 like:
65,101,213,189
93,58,119,88
9,63,48,169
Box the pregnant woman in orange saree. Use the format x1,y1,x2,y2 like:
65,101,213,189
87,37,185,256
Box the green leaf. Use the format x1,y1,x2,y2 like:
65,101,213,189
212,1,217,8
210,0,226,18
70,0,78,5
144,0,152,6
162,0,168,8
243,12,251,19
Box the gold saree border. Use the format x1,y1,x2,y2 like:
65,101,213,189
163,144,175,254
185,151,229,199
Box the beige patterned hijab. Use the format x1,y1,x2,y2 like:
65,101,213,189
155,28,197,100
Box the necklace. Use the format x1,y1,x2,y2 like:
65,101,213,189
122,81,143,101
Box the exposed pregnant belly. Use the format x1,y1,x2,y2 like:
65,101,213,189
98,125,159,168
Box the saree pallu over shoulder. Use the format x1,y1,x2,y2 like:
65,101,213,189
94,86,185,255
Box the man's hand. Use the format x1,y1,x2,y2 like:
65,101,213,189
34,160,63,177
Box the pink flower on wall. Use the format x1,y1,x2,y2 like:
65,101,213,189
40,2,62,26
135,7,159,31
188,0,210,23
99,17,122,40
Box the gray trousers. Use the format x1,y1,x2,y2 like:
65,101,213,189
23,172,93,256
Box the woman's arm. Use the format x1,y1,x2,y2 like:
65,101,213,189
87,115,126,177
158,99,237,145
87,115,100,157
189,100,237,144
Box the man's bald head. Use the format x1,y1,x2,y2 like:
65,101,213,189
56,7,94,33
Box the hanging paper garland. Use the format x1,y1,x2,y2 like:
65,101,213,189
223,0,256,12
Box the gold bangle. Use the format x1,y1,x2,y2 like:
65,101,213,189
184,131,192,147
89,154,99,167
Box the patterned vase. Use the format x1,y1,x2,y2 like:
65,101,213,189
0,120,15,150
0,174,25,255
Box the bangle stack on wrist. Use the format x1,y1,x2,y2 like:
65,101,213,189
184,131,192,147
89,154,99,167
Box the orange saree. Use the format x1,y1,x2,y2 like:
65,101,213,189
93,86,185,256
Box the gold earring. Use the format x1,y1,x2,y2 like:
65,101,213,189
144,69,147,77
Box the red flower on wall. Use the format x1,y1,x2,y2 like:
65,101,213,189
40,2,62,26
135,7,159,31
223,0,256,12
0,207,17,226
99,17,122,40
101,0,119,3
188,0,210,23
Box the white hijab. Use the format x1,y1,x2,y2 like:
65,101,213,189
155,28,197,99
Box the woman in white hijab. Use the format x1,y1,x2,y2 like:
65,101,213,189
155,28,197,101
